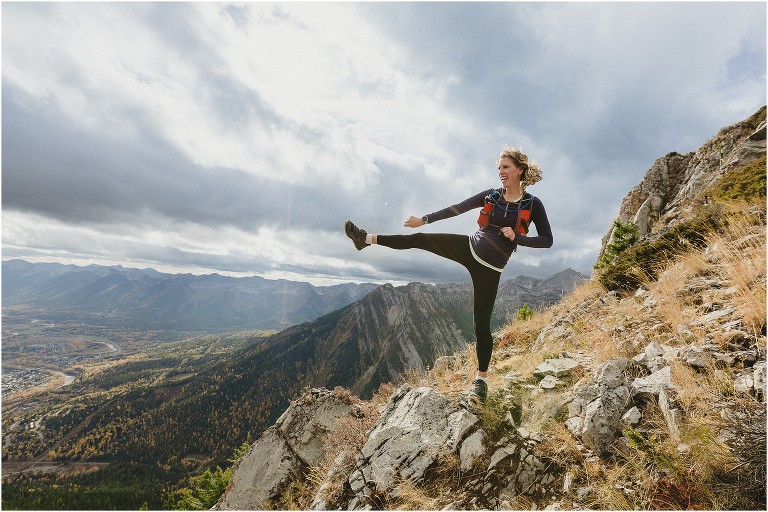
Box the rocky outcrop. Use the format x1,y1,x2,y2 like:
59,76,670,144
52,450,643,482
214,388,359,510
218,384,561,510
345,385,560,509
566,359,631,455
347,385,480,508
598,106,766,262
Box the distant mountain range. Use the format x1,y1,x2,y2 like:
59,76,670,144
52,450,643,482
2,259,378,331
2,259,586,334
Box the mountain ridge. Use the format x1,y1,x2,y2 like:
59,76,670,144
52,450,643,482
2,258,585,335
2,258,380,332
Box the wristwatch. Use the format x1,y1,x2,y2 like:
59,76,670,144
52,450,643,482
421,215,429,224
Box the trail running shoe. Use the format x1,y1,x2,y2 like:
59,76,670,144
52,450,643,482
460,378,488,410
469,378,488,402
345,220,369,251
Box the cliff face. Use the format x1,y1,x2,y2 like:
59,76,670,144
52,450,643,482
598,106,766,261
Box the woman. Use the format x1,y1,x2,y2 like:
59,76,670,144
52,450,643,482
345,146,553,405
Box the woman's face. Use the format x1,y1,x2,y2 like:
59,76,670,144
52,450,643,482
498,156,523,187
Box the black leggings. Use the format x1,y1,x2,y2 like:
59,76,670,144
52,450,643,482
376,233,501,372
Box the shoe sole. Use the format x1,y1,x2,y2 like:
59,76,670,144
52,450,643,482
345,221,368,251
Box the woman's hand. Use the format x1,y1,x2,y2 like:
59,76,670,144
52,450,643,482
501,227,516,241
404,216,425,228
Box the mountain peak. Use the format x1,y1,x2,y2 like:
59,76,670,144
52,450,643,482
598,106,766,263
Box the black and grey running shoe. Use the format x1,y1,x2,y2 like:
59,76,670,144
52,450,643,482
469,378,488,402
345,220,369,251
460,378,488,410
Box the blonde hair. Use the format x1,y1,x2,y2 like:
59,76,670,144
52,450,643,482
497,145,542,189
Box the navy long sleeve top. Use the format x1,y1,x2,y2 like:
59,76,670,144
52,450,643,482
424,189,553,271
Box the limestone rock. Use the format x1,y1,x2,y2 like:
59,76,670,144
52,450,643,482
275,388,356,467
753,361,766,399
540,375,563,390
734,373,755,394
533,358,581,378
503,370,525,388
632,342,677,372
215,388,357,510
460,429,487,472
214,429,302,510
680,345,713,369
566,359,631,455
348,385,480,502
631,366,675,400
658,387,681,441
481,434,559,501
697,307,736,325
622,406,642,425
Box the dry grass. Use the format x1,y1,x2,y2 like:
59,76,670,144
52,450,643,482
708,204,767,334
498,493,536,509
297,384,392,510
669,360,714,415
590,330,637,363
643,250,712,340
388,451,464,510
537,422,583,467
403,343,478,399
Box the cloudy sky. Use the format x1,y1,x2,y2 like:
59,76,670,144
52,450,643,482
2,1,765,286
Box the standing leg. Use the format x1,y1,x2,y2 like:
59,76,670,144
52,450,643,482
462,261,502,405
471,266,502,374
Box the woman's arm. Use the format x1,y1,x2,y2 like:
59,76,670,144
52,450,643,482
404,190,490,228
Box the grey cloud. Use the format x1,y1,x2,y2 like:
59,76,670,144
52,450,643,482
2,78,431,242
7,85,236,220
220,4,250,32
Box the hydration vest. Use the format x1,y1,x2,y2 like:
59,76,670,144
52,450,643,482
485,188,534,236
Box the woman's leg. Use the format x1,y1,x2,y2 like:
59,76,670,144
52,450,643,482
372,230,502,402
470,265,502,373
379,232,502,373
376,233,470,265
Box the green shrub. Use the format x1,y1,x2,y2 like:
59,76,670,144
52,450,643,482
479,390,520,441
227,441,250,464
594,219,639,270
163,444,247,510
515,303,534,322
709,154,766,203
597,205,722,292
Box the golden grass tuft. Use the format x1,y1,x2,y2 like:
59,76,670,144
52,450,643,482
669,359,716,415
537,422,583,467
301,384,390,510
388,451,464,510
708,203,767,334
